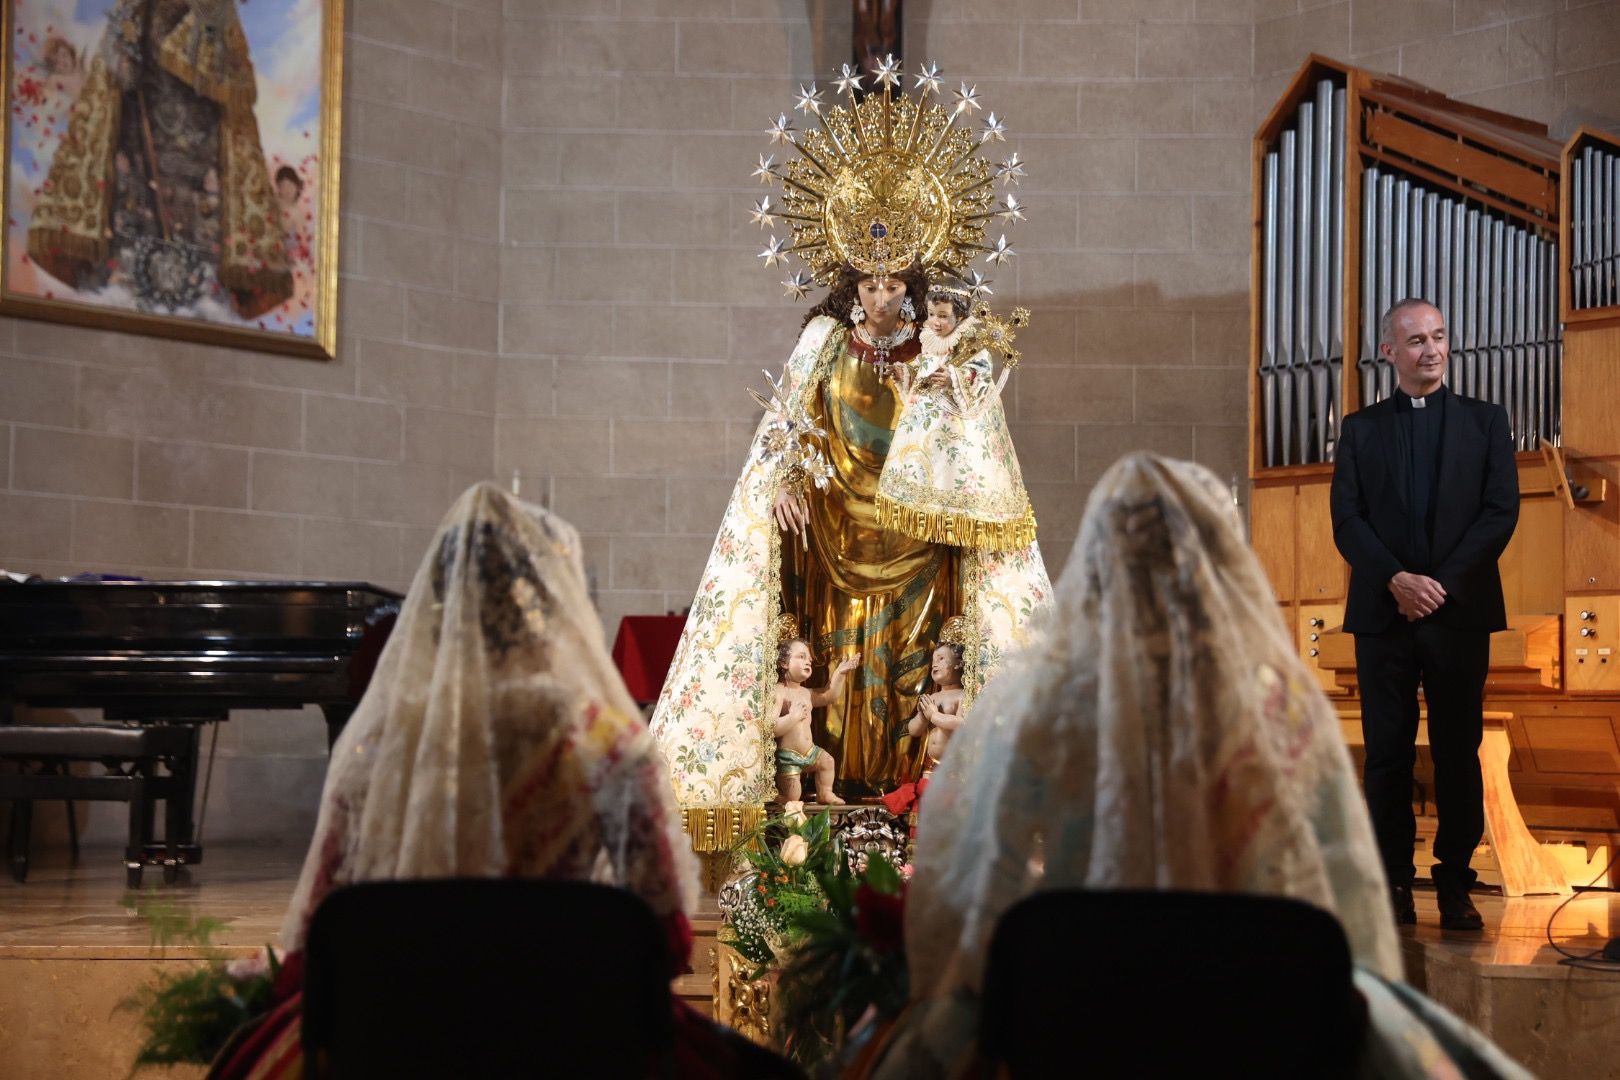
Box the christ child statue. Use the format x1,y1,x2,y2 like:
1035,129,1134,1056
772,638,858,805
907,642,966,774
877,285,1035,552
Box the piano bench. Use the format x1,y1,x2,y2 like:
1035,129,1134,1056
0,723,200,888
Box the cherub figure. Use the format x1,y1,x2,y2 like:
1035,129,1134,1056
908,642,966,775
772,638,858,805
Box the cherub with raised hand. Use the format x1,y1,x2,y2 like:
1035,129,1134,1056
772,637,859,805
908,641,966,775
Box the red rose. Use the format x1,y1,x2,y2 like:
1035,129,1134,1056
853,884,906,954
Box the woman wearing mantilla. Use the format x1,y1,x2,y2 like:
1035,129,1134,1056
650,58,1051,858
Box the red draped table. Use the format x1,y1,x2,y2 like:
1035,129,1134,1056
611,615,687,705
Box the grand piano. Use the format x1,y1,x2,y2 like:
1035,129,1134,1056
0,580,400,884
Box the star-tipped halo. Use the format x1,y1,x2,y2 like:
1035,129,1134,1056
767,114,796,145
833,63,864,97
985,235,1016,265
794,83,824,116
997,152,1026,186
873,54,902,91
913,61,942,97
952,82,982,115
964,270,993,299
759,235,789,267
746,58,1027,292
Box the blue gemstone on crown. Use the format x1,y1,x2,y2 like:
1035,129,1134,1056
869,221,889,239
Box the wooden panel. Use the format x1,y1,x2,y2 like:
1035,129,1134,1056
1564,458,1620,593
1566,595,1620,694
1498,490,1564,615
1249,484,1296,603
1560,325,1620,457
1294,481,1344,601
1520,713,1620,775
1299,603,1346,693
1364,110,1557,218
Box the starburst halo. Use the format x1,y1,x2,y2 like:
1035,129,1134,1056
744,57,1026,291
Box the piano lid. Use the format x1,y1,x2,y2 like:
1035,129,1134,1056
0,580,403,654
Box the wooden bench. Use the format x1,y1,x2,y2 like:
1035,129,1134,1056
1337,710,1570,896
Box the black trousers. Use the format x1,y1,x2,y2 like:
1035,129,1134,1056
1354,621,1490,891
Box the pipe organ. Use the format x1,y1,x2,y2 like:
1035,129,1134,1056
1251,57,1620,879
1255,68,1563,467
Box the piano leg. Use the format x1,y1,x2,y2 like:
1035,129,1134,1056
163,725,200,883
8,797,31,883
127,781,148,890
322,703,355,750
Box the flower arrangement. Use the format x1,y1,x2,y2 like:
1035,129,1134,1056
718,803,913,1069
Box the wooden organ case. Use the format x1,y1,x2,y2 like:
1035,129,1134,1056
1249,57,1620,886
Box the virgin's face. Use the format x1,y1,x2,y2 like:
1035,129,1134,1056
857,276,908,322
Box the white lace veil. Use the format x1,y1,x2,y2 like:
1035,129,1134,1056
280,483,698,950
903,453,1401,1001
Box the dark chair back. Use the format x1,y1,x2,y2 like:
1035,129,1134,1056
980,889,1367,1079
302,879,675,1079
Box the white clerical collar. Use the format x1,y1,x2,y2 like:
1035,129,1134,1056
1411,395,1427,409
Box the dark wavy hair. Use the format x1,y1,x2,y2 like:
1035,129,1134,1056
801,261,931,328
777,637,812,678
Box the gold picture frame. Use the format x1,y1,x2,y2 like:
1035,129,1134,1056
1,0,343,360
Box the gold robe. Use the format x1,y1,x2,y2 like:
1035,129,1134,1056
784,333,957,795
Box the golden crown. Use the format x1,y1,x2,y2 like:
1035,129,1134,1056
750,57,1027,298
939,615,971,647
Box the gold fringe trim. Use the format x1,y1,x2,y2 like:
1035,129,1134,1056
680,805,765,853
874,494,1037,552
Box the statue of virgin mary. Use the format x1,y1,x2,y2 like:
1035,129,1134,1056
651,58,1051,855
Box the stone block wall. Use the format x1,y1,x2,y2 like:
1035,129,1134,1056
1,0,1616,843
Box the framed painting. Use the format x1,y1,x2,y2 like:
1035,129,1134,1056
1,0,342,359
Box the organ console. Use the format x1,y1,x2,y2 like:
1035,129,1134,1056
1250,56,1620,883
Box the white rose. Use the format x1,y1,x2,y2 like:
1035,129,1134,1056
781,800,807,826
780,834,810,866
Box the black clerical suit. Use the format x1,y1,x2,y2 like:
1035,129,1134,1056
1330,386,1519,891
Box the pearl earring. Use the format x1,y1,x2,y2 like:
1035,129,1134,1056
900,296,916,321
849,299,866,324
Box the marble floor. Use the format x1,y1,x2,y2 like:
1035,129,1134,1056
0,843,301,959
1402,886,1620,1079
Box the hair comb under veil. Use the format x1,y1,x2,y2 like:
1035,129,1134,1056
900,453,1401,1008
279,483,698,950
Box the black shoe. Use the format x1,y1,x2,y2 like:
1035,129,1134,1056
1390,884,1416,925
1437,886,1484,930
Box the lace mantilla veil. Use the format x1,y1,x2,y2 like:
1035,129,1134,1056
280,483,698,950
902,454,1402,1007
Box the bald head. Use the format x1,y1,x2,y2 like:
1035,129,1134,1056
1379,299,1449,397
1379,298,1441,349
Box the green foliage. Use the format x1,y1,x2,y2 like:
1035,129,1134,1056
773,852,910,1071
115,894,279,1072
719,812,912,1070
